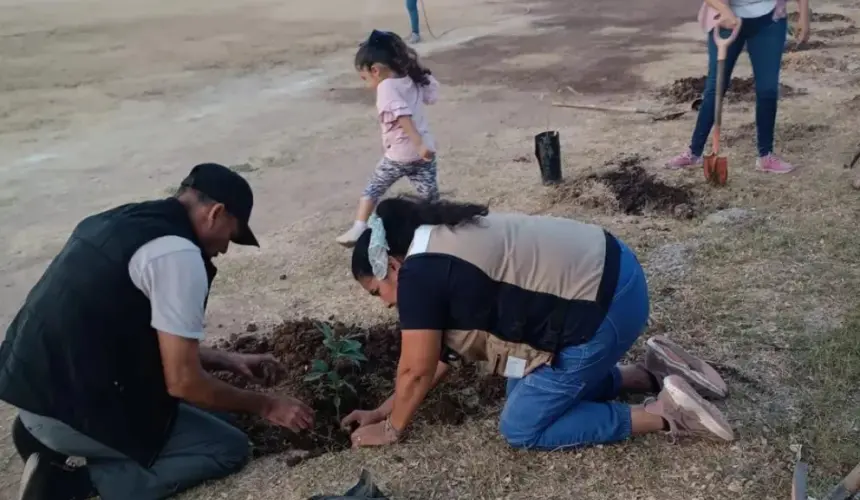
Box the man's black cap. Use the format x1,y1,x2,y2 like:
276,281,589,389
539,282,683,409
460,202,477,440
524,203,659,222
179,163,259,247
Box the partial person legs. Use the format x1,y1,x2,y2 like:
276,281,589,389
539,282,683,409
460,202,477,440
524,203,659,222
18,404,250,500
666,26,746,169
498,243,733,449
405,0,421,43
746,15,794,173
337,158,439,246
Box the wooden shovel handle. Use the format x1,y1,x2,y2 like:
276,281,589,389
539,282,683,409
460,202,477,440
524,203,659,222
713,20,742,60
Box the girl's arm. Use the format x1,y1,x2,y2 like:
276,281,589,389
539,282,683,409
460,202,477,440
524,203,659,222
388,329,444,432
396,115,434,159
422,75,440,105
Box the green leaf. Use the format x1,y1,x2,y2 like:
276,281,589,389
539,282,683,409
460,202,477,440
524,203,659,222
327,371,341,383
343,339,363,352
310,359,329,372
303,372,325,382
350,352,368,362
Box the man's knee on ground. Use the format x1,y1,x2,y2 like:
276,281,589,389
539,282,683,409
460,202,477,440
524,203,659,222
215,429,251,473
498,415,542,449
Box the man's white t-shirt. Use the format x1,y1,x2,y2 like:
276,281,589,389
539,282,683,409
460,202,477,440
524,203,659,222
128,235,209,340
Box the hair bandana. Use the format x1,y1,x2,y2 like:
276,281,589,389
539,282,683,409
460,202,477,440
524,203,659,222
367,213,390,280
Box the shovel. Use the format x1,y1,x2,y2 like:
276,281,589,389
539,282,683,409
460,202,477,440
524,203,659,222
703,20,742,186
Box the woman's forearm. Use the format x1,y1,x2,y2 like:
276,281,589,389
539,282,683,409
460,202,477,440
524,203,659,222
388,367,436,430
376,361,449,417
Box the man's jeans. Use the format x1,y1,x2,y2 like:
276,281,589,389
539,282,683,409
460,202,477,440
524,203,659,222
20,404,250,500
499,241,650,449
690,11,788,158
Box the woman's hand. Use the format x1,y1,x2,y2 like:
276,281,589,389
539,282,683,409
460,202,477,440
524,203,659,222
418,144,436,162
350,418,401,448
341,408,386,430
716,10,740,30
795,9,811,43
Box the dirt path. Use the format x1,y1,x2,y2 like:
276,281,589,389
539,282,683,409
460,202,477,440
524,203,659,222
2,0,859,497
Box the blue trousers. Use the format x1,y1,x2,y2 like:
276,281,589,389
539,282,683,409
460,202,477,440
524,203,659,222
690,11,787,158
406,0,419,34
499,241,650,449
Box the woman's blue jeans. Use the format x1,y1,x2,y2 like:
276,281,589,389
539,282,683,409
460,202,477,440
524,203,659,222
406,0,420,34
689,12,787,158
499,241,650,450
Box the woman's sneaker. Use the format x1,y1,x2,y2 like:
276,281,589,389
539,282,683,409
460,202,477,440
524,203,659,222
756,154,795,174
665,149,702,169
645,336,728,400
645,375,735,442
407,32,421,44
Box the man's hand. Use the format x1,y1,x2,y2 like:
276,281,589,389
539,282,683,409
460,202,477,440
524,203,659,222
222,352,282,386
341,408,386,430
261,395,315,432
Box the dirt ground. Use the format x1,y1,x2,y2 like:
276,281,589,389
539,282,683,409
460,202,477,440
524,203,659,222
1,0,859,498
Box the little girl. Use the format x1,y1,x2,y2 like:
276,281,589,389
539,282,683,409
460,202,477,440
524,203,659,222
336,30,440,247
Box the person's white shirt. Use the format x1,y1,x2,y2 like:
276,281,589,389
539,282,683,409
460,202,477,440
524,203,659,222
128,235,209,340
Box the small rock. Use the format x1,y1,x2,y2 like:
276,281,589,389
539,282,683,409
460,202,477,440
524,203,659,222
704,207,753,226
279,274,287,280
282,449,310,466
727,480,744,493
673,203,695,219
852,177,860,190
246,323,258,333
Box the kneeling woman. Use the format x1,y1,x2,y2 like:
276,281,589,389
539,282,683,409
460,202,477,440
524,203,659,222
342,197,733,449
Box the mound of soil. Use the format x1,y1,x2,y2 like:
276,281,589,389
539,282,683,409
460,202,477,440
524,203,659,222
788,11,853,23
658,76,797,104
213,319,505,461
785,39,829,52
816,26,860,38
549,154,696,217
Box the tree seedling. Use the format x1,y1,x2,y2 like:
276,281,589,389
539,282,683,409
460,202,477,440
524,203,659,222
303,322,367,419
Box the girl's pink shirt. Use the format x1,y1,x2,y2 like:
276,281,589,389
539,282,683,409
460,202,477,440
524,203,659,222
698,0,787,32
375,74,439,163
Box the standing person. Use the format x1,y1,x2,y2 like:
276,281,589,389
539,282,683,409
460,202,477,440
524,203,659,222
336,29,440,247
665,0,810,174
339,197,733,449
406,0,421,43
4,163,314,500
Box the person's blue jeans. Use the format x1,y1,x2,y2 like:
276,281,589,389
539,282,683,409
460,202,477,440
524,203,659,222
690,11,787,158
406,0,420,35
499,240,650,450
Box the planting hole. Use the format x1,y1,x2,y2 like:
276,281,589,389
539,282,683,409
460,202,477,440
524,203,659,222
213,319,504,463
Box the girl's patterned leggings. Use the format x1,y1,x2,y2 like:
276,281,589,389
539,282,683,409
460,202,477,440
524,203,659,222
362,156,439,202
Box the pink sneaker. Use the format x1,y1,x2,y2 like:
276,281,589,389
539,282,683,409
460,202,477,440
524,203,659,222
665,149,702,170
756,154,795,174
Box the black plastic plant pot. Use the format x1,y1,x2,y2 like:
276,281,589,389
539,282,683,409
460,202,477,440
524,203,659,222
534,130,562,185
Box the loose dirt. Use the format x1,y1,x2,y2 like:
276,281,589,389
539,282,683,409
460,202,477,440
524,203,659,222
785,40,830,52
214,319,505,462
788,11,854,23
548,154,696,217
816,25,860,38
657,76,798,104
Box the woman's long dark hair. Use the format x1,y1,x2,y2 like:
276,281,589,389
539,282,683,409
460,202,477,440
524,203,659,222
355,30,432,87
351,196,489,279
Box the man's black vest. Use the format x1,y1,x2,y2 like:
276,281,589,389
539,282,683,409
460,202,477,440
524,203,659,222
0,198,216,467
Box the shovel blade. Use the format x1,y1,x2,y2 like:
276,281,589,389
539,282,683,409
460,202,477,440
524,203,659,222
703,154,728,186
